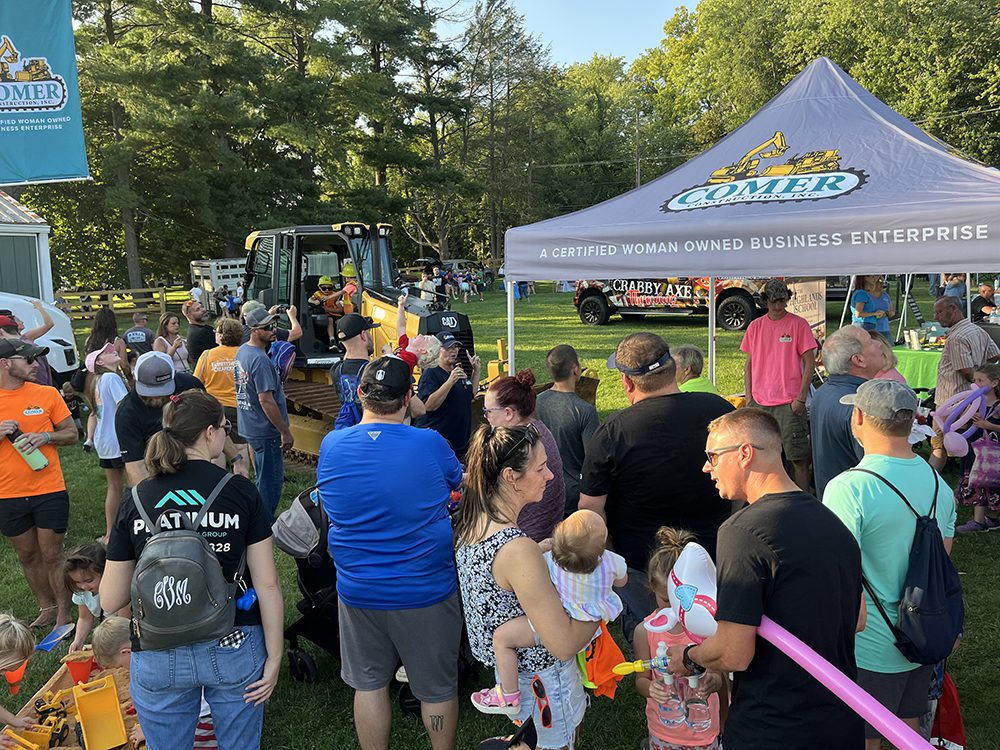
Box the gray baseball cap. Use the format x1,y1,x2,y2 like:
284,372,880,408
134,351,175,397
840,379,919,418
762,278,791,301
244,306,278,329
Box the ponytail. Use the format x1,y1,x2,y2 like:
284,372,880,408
646,527,697,598
144,390,223,477
454,423,539,545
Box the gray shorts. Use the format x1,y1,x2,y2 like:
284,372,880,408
858,665,935,739
338,590,462,703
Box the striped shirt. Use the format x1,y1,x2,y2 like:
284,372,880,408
935,319,1000,407
544,549,627,623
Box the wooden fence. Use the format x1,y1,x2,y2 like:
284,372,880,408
56,287,169,320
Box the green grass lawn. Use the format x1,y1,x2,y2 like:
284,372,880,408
4,282,994,748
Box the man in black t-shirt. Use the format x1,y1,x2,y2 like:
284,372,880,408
183,299,216,369
971,282,995,323
116,352,248,485
416,332,481,460
579,332,733,636
668,408,864,750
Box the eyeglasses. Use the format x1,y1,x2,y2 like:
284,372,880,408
8,355,36,365
482,405,507,417
531,675,552,728
704,443,763,466
215,419,232,436
254,324,276,331
319,285,334,291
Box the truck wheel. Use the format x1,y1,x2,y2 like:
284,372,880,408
578,295,611,326
718,294,755,331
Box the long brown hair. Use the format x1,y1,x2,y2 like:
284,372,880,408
454,424,540,546
145,390,223,477
156,312,180,340
63,543,107,593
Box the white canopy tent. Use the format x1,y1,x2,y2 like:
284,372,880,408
503,57,1000,374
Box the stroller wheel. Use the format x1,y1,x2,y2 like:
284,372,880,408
287,648,319,683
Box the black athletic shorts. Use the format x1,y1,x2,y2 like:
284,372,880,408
0,491,70,537
99,456,125,469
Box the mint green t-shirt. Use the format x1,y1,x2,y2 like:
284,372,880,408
823,454,956,673
679,375,721,396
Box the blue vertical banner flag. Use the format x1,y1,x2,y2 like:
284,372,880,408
0,0,89,185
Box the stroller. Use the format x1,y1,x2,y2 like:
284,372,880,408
272,486,340,682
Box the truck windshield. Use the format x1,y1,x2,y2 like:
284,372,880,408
349,235,396,291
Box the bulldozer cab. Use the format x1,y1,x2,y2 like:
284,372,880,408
244,223,403,368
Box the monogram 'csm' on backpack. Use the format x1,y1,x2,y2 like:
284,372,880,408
130,474,244,650
851,467,965,665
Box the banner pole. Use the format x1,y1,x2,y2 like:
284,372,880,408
839,275,856,329
506,277,516,374
708,278,717,383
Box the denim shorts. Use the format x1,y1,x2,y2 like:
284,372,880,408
130,625,267,750
507,657,587,750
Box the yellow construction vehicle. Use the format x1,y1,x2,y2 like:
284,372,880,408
708,131,789,183
757,149,841,176
243,223,481,456
14,60,52,82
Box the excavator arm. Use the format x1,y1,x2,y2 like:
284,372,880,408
708,131,789,183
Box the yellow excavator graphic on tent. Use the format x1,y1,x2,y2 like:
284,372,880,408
708,131,841,183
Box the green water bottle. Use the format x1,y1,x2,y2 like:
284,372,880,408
8,427,49,471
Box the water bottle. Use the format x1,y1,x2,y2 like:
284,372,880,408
654,642,685,727
683,672,713,733
7,427,48,471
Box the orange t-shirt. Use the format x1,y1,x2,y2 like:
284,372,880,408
193,345,239,408
0,382,71,499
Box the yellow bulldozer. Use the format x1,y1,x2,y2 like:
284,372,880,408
708,131,841,183
242,223,491,456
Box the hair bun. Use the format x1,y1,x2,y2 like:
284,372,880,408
514,369,536,389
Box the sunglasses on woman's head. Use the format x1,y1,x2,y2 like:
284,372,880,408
497,422,540,463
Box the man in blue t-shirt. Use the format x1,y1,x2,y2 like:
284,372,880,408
317,356,463,749
234,307,292,516
416,332,481,460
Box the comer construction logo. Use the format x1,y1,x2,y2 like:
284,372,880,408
662,131,866,212
0,36,68,112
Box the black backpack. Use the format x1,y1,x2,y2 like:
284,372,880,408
850,467,964,665
130,474,244,651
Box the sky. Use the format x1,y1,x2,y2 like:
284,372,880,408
509,0,686,66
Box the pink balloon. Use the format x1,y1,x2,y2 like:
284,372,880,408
667,543,718,643
932,386,989,439
757,617,933,750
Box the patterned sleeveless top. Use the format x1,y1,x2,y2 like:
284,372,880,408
456,526,558,673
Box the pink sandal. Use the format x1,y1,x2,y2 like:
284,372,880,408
471,685,521,715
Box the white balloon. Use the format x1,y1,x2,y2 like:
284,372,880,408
667,543,719,643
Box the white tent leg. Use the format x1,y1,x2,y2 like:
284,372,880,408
895,274,910,343
507,278,516,374
839,275,856,329
966,273,972,320
708,278,717,383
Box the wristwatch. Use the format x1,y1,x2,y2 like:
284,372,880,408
231,454,245,463
683,644,706,676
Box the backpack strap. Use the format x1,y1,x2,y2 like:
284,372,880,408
132,473,234,534
191,473,235,530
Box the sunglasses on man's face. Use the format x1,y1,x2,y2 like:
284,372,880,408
8,355,36,365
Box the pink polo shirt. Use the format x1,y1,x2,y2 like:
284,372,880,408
740,312,817,406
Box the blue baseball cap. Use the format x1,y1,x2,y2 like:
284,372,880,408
606,347,672,376
436,332,461,349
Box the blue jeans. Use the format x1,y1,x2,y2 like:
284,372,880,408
130,625,266,750
508,657,587,750
248,434,283,517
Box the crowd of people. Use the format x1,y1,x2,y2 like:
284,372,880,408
0,275,989,750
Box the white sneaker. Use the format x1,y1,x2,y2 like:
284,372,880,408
395,666,408,683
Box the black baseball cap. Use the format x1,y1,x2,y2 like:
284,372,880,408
336,313,380,341
436,332,461,349
0,339,49,360
359,356,411,399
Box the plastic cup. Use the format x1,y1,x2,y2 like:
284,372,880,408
65,654,94,684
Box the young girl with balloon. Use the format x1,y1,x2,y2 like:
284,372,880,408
632,528,726,750
954,364,1000,533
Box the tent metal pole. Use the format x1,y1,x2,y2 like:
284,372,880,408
708,278,717,383
895,274,909,344
966,273,972,321
506,277,516,374
839,275,856,329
